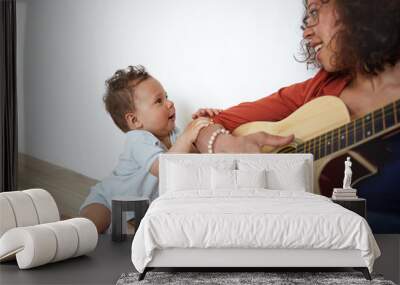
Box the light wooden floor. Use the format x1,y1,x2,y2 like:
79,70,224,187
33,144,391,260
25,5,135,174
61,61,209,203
17,153,137,233
17,153,98,218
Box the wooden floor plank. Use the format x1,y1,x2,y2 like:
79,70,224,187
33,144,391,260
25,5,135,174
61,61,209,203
17,153,98,218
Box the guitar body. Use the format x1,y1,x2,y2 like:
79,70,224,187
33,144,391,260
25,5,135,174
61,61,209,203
232,96,376,195
233,96,351,153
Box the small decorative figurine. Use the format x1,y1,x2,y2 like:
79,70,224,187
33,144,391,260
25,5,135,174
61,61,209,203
342,156,353,189
332,157,357,199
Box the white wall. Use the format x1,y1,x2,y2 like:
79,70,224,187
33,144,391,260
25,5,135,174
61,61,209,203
18,0,316,180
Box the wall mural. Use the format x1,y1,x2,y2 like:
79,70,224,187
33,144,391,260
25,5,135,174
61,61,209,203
233,96,400,233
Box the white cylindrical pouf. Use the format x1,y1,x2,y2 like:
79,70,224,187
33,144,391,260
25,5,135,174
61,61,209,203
0,196,17,237
42,221,79,262
23,189,60,224
0,226,57,269
1,192,39,227
66,218,98,257
0,218,98,269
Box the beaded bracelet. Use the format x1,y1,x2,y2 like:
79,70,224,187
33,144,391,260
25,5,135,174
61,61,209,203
207,128,230,154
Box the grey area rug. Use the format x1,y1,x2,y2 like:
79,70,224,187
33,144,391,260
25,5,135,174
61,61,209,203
116,272,396,285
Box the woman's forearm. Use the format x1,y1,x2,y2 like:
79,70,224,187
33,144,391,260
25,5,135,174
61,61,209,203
195,123,294,153
195,124,238,153
194,124,221,153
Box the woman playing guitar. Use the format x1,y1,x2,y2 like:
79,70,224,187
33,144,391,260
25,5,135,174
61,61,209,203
194,0,400,233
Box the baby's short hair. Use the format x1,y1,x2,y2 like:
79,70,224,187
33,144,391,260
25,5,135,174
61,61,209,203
103,65,150,132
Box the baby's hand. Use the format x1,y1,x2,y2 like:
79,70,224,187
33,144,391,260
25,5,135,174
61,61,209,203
192,108,223,119
182,117,211,144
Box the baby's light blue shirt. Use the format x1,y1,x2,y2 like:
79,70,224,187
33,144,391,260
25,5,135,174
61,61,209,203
80,128,180,213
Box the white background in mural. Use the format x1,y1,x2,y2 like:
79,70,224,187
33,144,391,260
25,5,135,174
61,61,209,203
17,0,315,179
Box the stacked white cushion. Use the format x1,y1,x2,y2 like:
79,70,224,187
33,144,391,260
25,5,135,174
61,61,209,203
1,191,40,227
0,196,17,237
0,218,98,269
65,218,98,257
24,189,60,223
0,189,60,237
42,221,79,262
0,225,57,268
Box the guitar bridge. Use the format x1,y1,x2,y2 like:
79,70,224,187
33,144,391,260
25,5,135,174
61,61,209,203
261,138,303,154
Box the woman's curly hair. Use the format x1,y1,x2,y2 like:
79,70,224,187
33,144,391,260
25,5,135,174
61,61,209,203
299,0,400,76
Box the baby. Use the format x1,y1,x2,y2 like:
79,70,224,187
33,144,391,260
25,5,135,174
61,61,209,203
80,65,221,233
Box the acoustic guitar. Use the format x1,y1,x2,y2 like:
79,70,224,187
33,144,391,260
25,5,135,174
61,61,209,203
232,96,400,195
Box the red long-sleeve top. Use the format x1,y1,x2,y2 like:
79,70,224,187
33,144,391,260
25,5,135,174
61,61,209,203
212,69,351,132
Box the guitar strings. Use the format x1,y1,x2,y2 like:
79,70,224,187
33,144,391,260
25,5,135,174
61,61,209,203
290,106,398,154
295,109,396,154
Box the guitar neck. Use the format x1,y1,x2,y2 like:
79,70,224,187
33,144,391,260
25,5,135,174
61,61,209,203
294,99,400,160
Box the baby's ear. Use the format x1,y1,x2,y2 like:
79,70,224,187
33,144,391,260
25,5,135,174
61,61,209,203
125,112,142,130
